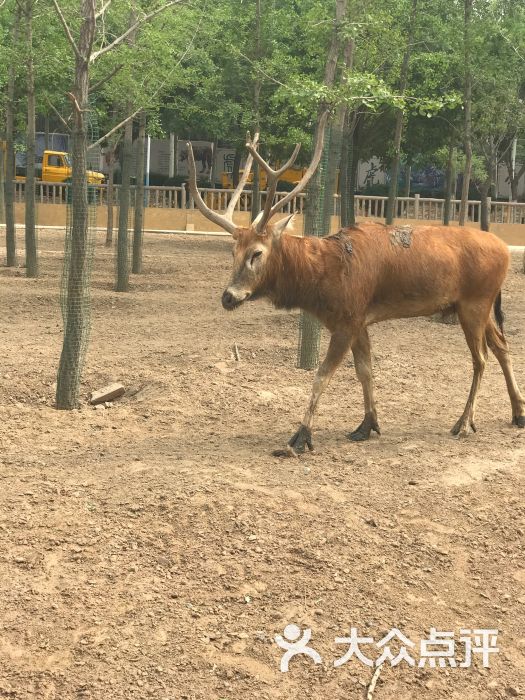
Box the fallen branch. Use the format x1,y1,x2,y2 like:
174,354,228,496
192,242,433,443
367,664,383,700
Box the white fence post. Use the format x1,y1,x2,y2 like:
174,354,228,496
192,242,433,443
414,193,420,220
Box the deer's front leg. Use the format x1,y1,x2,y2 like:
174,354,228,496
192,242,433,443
273,330,353,457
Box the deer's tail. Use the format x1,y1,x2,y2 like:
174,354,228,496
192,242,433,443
494,291,505,335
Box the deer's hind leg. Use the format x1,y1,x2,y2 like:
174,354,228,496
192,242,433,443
485,318,525,427
451,302,490,438
348,328,381,441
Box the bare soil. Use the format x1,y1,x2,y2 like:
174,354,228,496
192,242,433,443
0,229,524,700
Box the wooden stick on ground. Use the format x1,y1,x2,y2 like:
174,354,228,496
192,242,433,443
367,663,383,700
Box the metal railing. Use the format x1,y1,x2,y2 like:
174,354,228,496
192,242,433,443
13,180,525,224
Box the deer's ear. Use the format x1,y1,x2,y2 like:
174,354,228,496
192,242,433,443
271,214,294,240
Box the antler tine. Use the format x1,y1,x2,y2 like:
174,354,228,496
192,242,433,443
266,110,330,221
224,133,259,220
245,138,302,232
186,142,238,236
273,143,301,177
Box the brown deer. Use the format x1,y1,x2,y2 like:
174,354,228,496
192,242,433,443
186,119,525,457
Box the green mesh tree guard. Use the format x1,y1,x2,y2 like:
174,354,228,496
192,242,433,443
297,122,332,370
132,111,146,274
115,118,135,291
56,105,99,409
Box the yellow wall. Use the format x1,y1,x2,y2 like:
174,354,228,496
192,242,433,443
13,202,525,246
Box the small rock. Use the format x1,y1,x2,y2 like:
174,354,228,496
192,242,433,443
507,687,520,697
90,382,125,405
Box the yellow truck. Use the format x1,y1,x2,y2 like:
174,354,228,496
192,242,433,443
1,141,105,184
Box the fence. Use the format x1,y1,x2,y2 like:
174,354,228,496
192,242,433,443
13,180,525,225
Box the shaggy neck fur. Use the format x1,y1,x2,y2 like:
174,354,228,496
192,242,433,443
260,234,334,313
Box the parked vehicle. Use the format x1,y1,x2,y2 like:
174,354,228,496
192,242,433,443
1,141,105,184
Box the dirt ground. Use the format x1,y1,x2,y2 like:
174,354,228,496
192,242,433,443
0,228,524,700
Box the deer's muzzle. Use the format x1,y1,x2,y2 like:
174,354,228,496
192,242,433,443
222,289,250,310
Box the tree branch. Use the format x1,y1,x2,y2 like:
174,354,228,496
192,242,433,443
45,97,71,131
90,0,187,62
87,108,142,150
90,63,124,92
88,14,202,152
95,0,112,19
52,0,82,61
66,91,89,115
516,163,525,182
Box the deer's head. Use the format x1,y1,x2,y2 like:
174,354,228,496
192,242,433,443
186,112,327,310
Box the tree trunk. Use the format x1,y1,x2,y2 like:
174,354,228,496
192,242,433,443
232,147,242,188
0,146,5,225
25,0,38,278
479,180,490,232
505,151,524,202
385,0,418,225
404,165,411,197
297,121,331,371
298,0,347,370
105,144,115,246
459,0,473,226
250,0,262,222
132,111,146,274
251,162,260,221
56,0,95,410
116,116,133,291
44,115,50,150
443,141,455,226
340,110,360,227
339,113,350,226
4,5,21,267
385,113,404,224
322,104,346,231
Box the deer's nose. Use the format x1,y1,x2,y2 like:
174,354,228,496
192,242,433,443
222,290,235,309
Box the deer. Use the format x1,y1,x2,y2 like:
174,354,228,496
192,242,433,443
186,116,525,457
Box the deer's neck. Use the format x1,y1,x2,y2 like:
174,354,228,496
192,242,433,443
264,234,328,314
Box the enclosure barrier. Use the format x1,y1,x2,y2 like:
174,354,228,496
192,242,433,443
12,180,525,225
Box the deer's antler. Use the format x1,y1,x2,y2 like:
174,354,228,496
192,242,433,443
247,110,329,233
186,135,260,237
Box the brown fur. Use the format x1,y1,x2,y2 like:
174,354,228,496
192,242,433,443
252,223,507,328
224,220,525,452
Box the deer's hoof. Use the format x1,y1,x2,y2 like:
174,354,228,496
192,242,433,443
513,415,525,428
347,415,381,442
451,417,476,437
273,425,313,458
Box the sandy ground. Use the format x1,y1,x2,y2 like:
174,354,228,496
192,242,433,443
0,229,524,700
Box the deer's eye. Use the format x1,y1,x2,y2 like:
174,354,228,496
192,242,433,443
250,250,263,267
